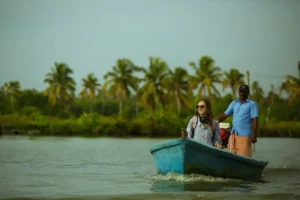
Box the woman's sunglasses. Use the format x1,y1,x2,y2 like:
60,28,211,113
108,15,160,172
196,105,205,109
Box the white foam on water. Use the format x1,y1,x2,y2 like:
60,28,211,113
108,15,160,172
143,172,241,183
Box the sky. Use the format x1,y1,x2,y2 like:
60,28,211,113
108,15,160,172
0,0,299,95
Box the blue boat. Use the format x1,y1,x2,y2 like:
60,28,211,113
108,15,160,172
150,138,268,181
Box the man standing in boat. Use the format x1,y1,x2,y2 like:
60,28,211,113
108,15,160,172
218,84,258,158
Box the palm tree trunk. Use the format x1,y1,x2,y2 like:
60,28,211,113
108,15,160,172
151,95,156,113
64,102,70,113
135,101,139,118
62,97,71,114
232,87,236,100
90,99,93,113
119,99,123,116
90,103,93,113
176,94,181,112
101,98,105,115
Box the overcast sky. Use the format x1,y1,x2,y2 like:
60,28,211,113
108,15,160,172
0,0,299,95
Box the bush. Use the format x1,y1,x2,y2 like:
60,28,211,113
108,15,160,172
19,106,41,116
0,113,299,138
78,112,101,132
95,116,117,136
259,121,300,138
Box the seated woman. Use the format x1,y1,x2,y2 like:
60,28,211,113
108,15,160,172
184,98,222,149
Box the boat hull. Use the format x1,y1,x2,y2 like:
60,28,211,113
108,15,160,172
150,138,268,181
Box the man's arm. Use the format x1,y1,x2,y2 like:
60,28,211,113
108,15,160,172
218,101,234,122
251,117,258,143
218,113,228,122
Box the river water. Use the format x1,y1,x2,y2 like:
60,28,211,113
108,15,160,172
0,136,299,200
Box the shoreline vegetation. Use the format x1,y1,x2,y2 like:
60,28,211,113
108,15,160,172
1,56,299,138
0,114,299,138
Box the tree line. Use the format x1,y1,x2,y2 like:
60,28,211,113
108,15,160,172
0,56,299,137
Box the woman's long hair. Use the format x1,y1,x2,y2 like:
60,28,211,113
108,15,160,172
195,98,213,128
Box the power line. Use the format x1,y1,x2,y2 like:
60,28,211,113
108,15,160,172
253,73,286,79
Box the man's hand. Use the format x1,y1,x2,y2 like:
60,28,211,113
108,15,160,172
251,133,257,143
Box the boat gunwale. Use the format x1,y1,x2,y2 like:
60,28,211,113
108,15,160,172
150,138,268,168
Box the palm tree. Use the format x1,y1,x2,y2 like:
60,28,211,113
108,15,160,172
251,81,264,104
138,56,169,112
268,84,278,105
161,67,191,112
44,62,76,106
0,81,21,113
280,75,300,105
189,56,222,101
103,58,142,115
222,68,245,99
80,73,101,112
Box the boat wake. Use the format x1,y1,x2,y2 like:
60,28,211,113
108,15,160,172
143,173,256,193
143,172,242,183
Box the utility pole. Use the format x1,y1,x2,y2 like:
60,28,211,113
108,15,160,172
246,71,250,91
247,70,256,152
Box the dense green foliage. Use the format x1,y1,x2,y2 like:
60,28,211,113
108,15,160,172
1,56,299,137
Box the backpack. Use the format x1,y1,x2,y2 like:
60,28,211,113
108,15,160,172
191,116,216,142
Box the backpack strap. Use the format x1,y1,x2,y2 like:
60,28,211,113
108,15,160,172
191,116,198,138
